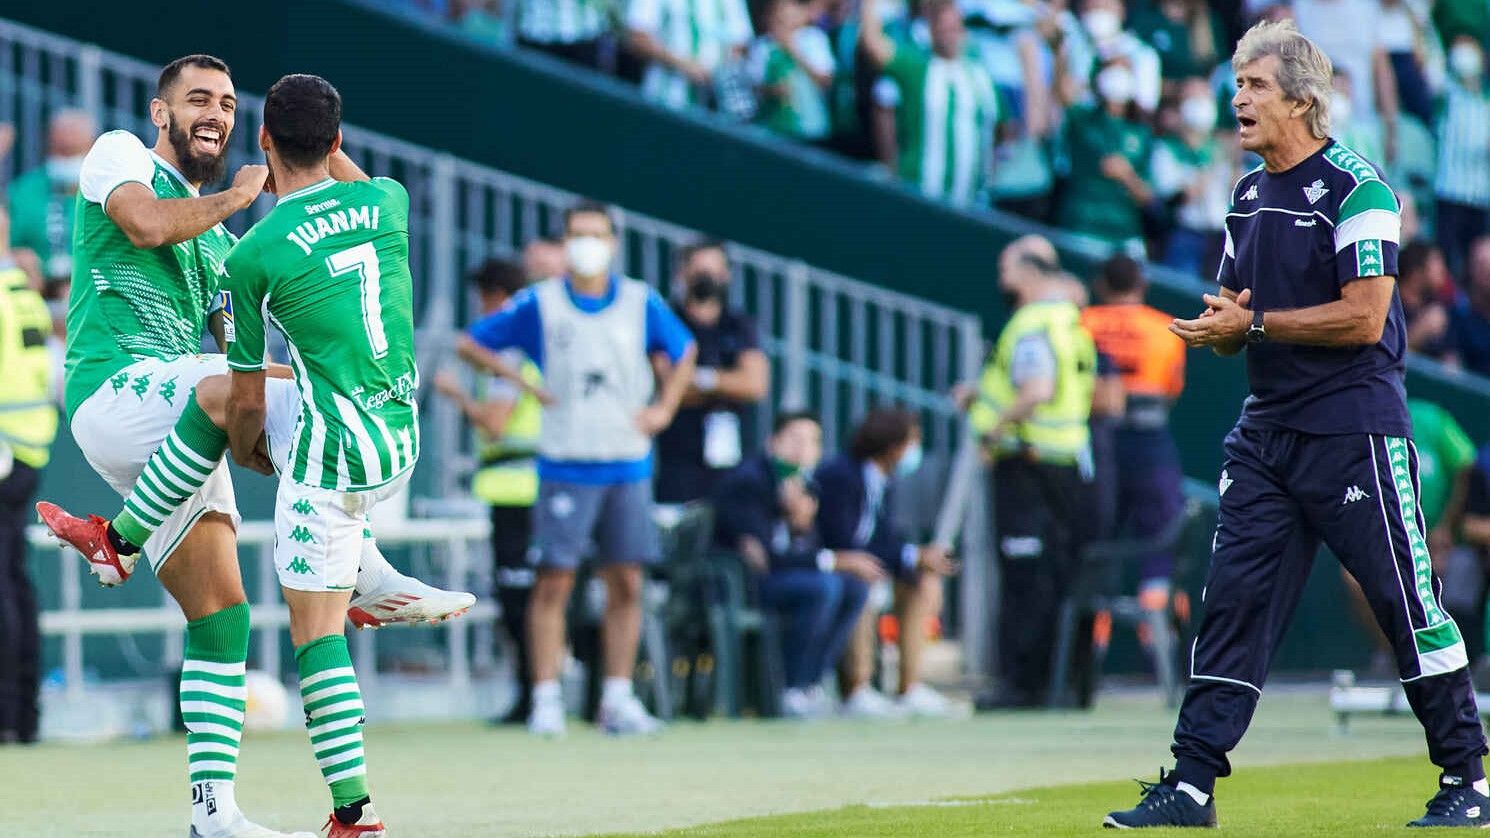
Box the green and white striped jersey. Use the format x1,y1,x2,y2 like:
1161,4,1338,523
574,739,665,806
224,177,419,492
65,130,235,417
880,42,997,206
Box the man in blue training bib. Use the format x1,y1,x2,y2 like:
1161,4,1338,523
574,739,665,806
459,201,696,739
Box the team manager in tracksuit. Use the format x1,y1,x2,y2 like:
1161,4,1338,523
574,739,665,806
1104,19,1489,830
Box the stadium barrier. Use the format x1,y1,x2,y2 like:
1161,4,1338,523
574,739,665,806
0,16,1001,688
32,518,491,702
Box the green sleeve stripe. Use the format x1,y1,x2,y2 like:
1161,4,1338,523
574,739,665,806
1338,179,1399,225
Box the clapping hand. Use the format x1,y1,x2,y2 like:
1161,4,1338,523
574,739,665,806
1170,288,1252,348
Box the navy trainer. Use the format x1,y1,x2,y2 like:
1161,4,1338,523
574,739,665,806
1103,769,1217,829
1408,780,1490,828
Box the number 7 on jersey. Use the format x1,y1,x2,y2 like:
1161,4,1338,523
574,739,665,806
326,242,389,359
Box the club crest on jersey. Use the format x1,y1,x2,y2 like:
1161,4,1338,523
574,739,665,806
1302,179,1329,205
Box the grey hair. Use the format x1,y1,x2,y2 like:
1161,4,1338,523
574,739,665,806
1232,19,1334,139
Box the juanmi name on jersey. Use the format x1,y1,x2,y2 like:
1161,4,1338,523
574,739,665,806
283,199,382,256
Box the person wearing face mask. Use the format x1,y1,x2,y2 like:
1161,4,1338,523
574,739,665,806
712,412,883,719
1057,58,1155,254
654,239,769,505
1328,69,1385,165
1153,76,1236,276
813,408,959,718
858,0,1000,206
1066,0,1161,114
460,200,698,739
968,241,1097,710
1434,36,1490,284
6,109,95,288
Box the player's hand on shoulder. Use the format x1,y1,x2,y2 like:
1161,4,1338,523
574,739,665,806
230,164,271,205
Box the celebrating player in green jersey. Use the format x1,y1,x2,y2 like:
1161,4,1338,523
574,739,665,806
36,57,471,838
222,74,411,837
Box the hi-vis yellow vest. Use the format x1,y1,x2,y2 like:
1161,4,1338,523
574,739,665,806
0,270,56,468
473,359,541,507
968,299,1095,464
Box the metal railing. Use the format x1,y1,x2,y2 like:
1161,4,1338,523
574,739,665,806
32,519,490,701
0,16,998,686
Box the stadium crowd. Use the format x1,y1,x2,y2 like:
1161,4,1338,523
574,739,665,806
380,0,1489,284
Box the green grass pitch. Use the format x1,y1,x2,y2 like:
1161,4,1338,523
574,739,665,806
0,690,1460,836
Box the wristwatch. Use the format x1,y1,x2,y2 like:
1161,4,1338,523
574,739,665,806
1246,308,1266,345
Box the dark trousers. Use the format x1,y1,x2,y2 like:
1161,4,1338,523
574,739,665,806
759,569,869,690
1173,426,1487,792
0,462,40,742
994,457,1084,704
1114,431,1186,583
491,504,535,719
1436,199,1490,282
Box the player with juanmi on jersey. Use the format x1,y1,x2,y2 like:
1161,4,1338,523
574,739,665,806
34,55,469,838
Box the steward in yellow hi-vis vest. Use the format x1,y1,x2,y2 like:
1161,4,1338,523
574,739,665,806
473,358,541,508
0,258,57,745
968,239,1097,710
0,266,57,470
968,299,1096,465
434,256,545,724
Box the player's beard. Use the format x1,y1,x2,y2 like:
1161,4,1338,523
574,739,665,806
166,112,229,186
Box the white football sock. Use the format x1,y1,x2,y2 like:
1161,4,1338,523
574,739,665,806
354,541,396,595
532,679,562,703
191,779,241,834
1175,781,1210,806
601,677,634,707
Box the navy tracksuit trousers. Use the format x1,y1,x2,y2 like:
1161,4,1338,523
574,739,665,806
1172,425,1487,792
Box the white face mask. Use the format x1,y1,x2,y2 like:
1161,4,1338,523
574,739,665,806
1331,93,1352,129
1180,96,1216,133
896,441,923,476
565,236,613,277
1095,65,1136,105
1081,8,1121,42
46,154,85,186
1450,42,1484,81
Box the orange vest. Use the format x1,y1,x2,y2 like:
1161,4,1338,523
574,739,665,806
1081,303,1185,400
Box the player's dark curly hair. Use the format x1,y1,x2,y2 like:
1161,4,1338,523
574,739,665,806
156,54,230,98
264,74,343,170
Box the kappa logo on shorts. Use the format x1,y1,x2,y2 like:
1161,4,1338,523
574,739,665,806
1342,485,1371,505
159,376,178,406
286,556,312,575
110,372,130,394
131,373,151,401
288,525,317,544
292,498,317,516
1218,469,1233,497
550,492,575,519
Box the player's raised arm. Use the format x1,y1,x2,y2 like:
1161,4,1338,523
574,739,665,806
327,147,370,182
86,139,266,249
